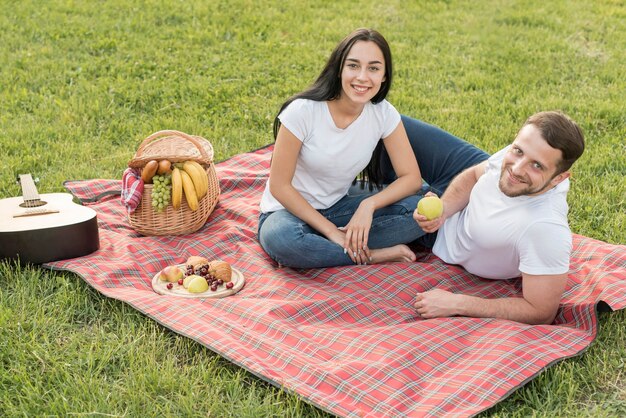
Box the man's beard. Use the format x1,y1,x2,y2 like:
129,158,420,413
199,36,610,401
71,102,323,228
498,166,555,197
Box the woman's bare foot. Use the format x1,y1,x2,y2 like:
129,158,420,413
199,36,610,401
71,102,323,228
369,244,416,264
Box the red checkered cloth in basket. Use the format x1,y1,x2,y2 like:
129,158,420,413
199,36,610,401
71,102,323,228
47,145,626,418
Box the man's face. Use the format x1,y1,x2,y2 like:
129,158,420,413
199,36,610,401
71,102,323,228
499,124,569,197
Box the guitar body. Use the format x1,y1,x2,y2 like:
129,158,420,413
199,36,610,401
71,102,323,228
0,189,100,264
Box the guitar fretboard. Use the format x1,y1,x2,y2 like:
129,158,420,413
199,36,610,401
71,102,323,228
19,174,43,207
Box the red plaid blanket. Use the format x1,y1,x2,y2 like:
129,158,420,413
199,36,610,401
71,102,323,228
46,145,626,417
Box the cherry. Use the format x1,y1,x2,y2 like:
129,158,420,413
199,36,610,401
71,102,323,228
166,283,174,290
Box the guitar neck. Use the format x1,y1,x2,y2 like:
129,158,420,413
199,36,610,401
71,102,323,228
19,174,42,207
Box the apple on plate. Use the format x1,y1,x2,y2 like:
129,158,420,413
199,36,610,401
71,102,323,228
187,275,209,293
183,274,201,289
158,265,184,283
417,196,443,220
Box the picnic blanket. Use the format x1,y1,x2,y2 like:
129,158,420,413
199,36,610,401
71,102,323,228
45,145,626,418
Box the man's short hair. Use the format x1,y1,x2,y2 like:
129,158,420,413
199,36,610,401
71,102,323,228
525,111,585,173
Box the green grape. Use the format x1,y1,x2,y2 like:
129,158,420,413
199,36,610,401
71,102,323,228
151,173,172,212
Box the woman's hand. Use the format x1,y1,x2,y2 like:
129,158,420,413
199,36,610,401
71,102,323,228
326,227,366,265
342,200,375,264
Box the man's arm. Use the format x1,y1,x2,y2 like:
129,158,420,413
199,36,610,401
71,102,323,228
414,161,487,233
413,272,567,325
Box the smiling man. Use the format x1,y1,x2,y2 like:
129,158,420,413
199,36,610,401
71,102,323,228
410,111,585,324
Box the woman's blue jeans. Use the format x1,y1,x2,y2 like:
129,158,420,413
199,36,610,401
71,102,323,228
258,188,425,268
258,115,489,268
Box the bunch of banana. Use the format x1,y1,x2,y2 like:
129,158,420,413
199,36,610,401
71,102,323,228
171,161,208,211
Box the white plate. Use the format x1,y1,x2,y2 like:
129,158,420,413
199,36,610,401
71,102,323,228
152,264,245,298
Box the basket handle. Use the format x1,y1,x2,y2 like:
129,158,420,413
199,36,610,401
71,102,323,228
135,130,211,160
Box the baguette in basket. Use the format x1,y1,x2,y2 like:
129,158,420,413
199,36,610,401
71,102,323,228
126,130,220,236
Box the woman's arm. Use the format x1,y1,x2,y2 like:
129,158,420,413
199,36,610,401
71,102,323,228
269,125,348,250
343,123,422,257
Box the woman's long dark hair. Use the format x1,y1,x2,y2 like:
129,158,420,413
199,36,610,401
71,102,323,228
273,28,393,190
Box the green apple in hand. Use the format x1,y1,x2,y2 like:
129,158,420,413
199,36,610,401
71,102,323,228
417,196,443,220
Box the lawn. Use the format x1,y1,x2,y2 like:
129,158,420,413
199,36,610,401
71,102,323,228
1,0,624,416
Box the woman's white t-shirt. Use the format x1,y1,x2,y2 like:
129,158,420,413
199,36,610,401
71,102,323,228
260,99,401,213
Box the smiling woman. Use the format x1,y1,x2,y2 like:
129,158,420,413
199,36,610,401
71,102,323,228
257,28,425,269
336,41,387,111
1,1,625,416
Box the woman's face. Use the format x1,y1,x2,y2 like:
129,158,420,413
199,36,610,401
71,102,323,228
339,40,386,106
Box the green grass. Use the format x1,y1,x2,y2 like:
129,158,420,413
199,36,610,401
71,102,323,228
1,0,624,416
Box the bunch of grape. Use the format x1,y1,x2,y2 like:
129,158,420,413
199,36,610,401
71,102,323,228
185,263,234,291
151,174,172,212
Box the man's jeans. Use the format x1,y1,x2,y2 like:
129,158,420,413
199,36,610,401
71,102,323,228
258,115,489,268
382,116,490,194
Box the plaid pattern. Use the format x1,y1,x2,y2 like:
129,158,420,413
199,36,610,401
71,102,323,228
120,167,143,214
47,145,626,418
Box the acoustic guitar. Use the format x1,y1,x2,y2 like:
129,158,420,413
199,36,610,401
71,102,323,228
0,174,100,264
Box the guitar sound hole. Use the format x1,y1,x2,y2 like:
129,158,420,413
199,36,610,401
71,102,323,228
20,200,46,208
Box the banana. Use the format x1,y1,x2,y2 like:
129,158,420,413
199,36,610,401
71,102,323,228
179,169,199,211
188,161,209,196
171,167,183,210
182,161,208,199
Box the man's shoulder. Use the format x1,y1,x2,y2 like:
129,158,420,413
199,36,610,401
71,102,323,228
518,219,572,276
523,218,571,239
530,182,570,216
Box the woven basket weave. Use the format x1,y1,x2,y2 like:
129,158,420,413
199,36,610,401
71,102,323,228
128,130,220,236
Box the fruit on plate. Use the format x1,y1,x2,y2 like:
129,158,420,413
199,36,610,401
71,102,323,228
186,255,209,270
210,260,232,282
187,275,209,293
158,265,184,283
183,274,203,289
417,196,444,220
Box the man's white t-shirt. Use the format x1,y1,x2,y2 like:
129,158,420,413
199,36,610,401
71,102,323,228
260,99,401,213
432,147,572,280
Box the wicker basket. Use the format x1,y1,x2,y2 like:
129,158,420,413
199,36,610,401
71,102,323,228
127,130,220,236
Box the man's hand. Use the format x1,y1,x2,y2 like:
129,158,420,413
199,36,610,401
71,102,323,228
413,162,487,233
413,211,445,234
413,289,461,318
413,192,445,233
413,273,567,324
